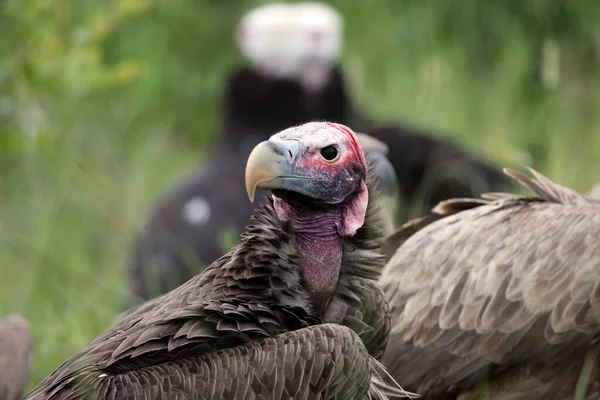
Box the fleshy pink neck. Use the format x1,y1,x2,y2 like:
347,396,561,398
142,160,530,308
273,196,344,313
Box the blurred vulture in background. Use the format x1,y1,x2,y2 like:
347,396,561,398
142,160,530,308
27,122,411,400
128,1,509,304
0,315,33,400
379,167,600,399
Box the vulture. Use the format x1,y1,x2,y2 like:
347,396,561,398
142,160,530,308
126,2,394,305
128,0,508,304
379,167,600,399
26,122,412,400
0,314,34,400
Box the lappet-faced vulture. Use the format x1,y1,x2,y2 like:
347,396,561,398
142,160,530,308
26,122,413,400
0,314,34,400
126,1,397,305
379,167,600,399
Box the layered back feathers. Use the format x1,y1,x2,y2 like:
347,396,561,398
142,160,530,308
379,167,600,399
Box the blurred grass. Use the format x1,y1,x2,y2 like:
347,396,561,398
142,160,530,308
0,0,599,390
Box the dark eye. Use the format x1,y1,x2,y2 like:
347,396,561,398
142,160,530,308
320,145,339,162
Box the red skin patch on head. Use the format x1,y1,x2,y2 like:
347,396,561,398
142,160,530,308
269,121,369,236
294,122,368,182
321,122,368,237
324,122,368,174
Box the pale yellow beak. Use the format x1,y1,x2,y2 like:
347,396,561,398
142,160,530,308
245,139,301,202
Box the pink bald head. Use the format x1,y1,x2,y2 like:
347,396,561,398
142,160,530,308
270,122,367,169
268,121,369,236
324,122,368,168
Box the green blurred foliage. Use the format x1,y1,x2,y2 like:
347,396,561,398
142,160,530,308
0,0,599,390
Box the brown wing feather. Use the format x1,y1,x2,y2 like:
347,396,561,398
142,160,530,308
504,167,600,205
341,279,391,361
456,344,600,400
0,315,33,400
25,202,315,398
28,324,380,400
27,180,404,399
381,197,488,261
380,168,600,397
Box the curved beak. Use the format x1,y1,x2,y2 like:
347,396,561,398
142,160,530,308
245,139,307,202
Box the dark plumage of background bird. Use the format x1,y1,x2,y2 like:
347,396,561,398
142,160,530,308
365,124,512,223
26,122,411,400
379,167,600,399
0,314,34,400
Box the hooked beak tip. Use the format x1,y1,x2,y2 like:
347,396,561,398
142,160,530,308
245,140,297,203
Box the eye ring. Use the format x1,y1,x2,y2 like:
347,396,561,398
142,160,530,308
320,145,339,162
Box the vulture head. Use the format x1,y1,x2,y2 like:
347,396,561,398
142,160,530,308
236,2,343,92
246,121,369,309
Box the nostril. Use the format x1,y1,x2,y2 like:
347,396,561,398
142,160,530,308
269,141,299,161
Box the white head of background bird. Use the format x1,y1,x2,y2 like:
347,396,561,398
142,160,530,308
236,2,343,92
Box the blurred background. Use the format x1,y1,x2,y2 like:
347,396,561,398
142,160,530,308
1,0,599,389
